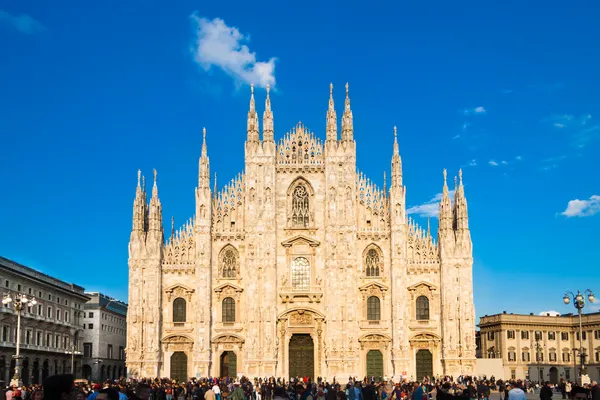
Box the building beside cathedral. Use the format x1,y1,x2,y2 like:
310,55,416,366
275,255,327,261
126,83,476,381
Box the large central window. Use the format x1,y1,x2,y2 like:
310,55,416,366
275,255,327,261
291,185,310,227
291,257,310,290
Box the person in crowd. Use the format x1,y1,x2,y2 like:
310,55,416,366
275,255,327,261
43,375,76,400
540,382,553,400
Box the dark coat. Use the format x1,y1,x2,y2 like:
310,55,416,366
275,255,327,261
540,386,553,400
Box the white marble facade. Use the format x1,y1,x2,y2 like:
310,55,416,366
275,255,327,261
126,84,476,381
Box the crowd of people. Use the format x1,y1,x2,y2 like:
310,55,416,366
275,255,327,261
1,375,599,400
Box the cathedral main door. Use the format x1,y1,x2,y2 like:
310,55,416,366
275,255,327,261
170,352,188,382
220,351,237,377
288,334,314,379
415,349,433,380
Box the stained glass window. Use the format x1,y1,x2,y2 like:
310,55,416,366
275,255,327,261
221,247,238,278
291,257,310,291
365,249,380,277
292,185,310,227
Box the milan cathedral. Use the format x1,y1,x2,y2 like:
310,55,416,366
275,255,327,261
126,83,476,381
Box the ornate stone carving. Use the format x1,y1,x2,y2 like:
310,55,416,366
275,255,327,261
165,284,195,302
290,310,313,325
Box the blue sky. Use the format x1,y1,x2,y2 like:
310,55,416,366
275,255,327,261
1,1,599,320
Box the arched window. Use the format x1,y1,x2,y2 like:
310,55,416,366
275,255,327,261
367,296,381,321
416,296,429,320
291,257,310,291
173,298,186,323
222,297,236,323
365,249,380,277
291,185,310,227
220,246,239,278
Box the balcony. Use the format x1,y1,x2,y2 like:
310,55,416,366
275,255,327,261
279,286,323,304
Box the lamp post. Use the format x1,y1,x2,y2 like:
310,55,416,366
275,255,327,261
532,335,545,384
563,289,595,385
65,347,82,377
2,293,37,386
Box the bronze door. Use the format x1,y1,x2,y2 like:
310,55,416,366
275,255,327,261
366,350,383,380
415,349,433,380
170,352,188,382
288,334,314,379
220,351,237,377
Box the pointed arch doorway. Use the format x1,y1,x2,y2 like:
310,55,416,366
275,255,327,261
288,334,314,379
220,351,237,378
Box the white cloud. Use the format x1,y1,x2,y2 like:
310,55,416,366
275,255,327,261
190,15,276,88
500,160,508,165
553,123,565,128
561,195,600,218
463,106,487,116
0,10,44,34
452,134,460,140
468,159,477,167
539,310,561,317
407,191,455,218
515,155,522,161
488,160,499,166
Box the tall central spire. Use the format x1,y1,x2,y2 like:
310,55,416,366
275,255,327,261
439,169,453,232
391,126,402,187
247,84,259,142
326,83,337,142
263,84,274,142
341,82,353,141
148,168,163,232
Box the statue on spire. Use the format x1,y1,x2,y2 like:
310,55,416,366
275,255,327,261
263,84,274,142
247,83,259,142
341,82,353,141
326,83,337,142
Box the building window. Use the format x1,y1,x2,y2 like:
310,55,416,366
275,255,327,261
25,330,31,345
594,330,600,340
107,344,113,359
56,309,61,320
38,304,42,315
367,296,381,321
535,331,542,341
576,332,587,340
17,284,21,291
2,326,8,342
563,352,570,362
28,288,32,295
88,324,93,329
565,369,570,380
119,346,125,360
522,351,531,362
88,312,94,318
511,369,516,379
508,351,516,361
46,333,51,347
4,280,8,288
222,297,236,323
291,184,310,227
173,298,186,323
507,330,516,339
65,312,69,322
365,248,380,277
291,257,310,291
47,307,52,317
416,296,430,320
487,331,495,340
548,332,556,340
536,353,544,362
36,332,41,346
220,246,239,278
561,332,569,341
83,343,93,357
521,331,529,340
55,335,60,348
549,351,557,362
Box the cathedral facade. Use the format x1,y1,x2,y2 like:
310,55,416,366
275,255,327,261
126,84,476,381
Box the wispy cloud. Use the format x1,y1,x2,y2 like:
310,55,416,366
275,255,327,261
190,14,276,88
515,155,523,161
463,106,487,116
407,191,455,218
546,114,599,148
468,159,477,167
488,160,499,166
0,10,44,34
560,195,600,218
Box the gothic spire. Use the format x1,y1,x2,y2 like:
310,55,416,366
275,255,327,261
439,169,453,232
454,168,469,230
326,83,337,142
263,84,274,142
131,169,146,232
198,127,210,188
148,168,163,232
341,82,353,141
247,84,259,142
391,126,403,187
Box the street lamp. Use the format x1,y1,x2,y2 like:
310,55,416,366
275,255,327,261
531,335,545,384
65,349,82,376
563,289,595,384
2,293,37,386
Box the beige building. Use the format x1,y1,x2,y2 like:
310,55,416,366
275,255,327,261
478,312,600,382
81,292,128,382
0,256,88,384
126,84,476,381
